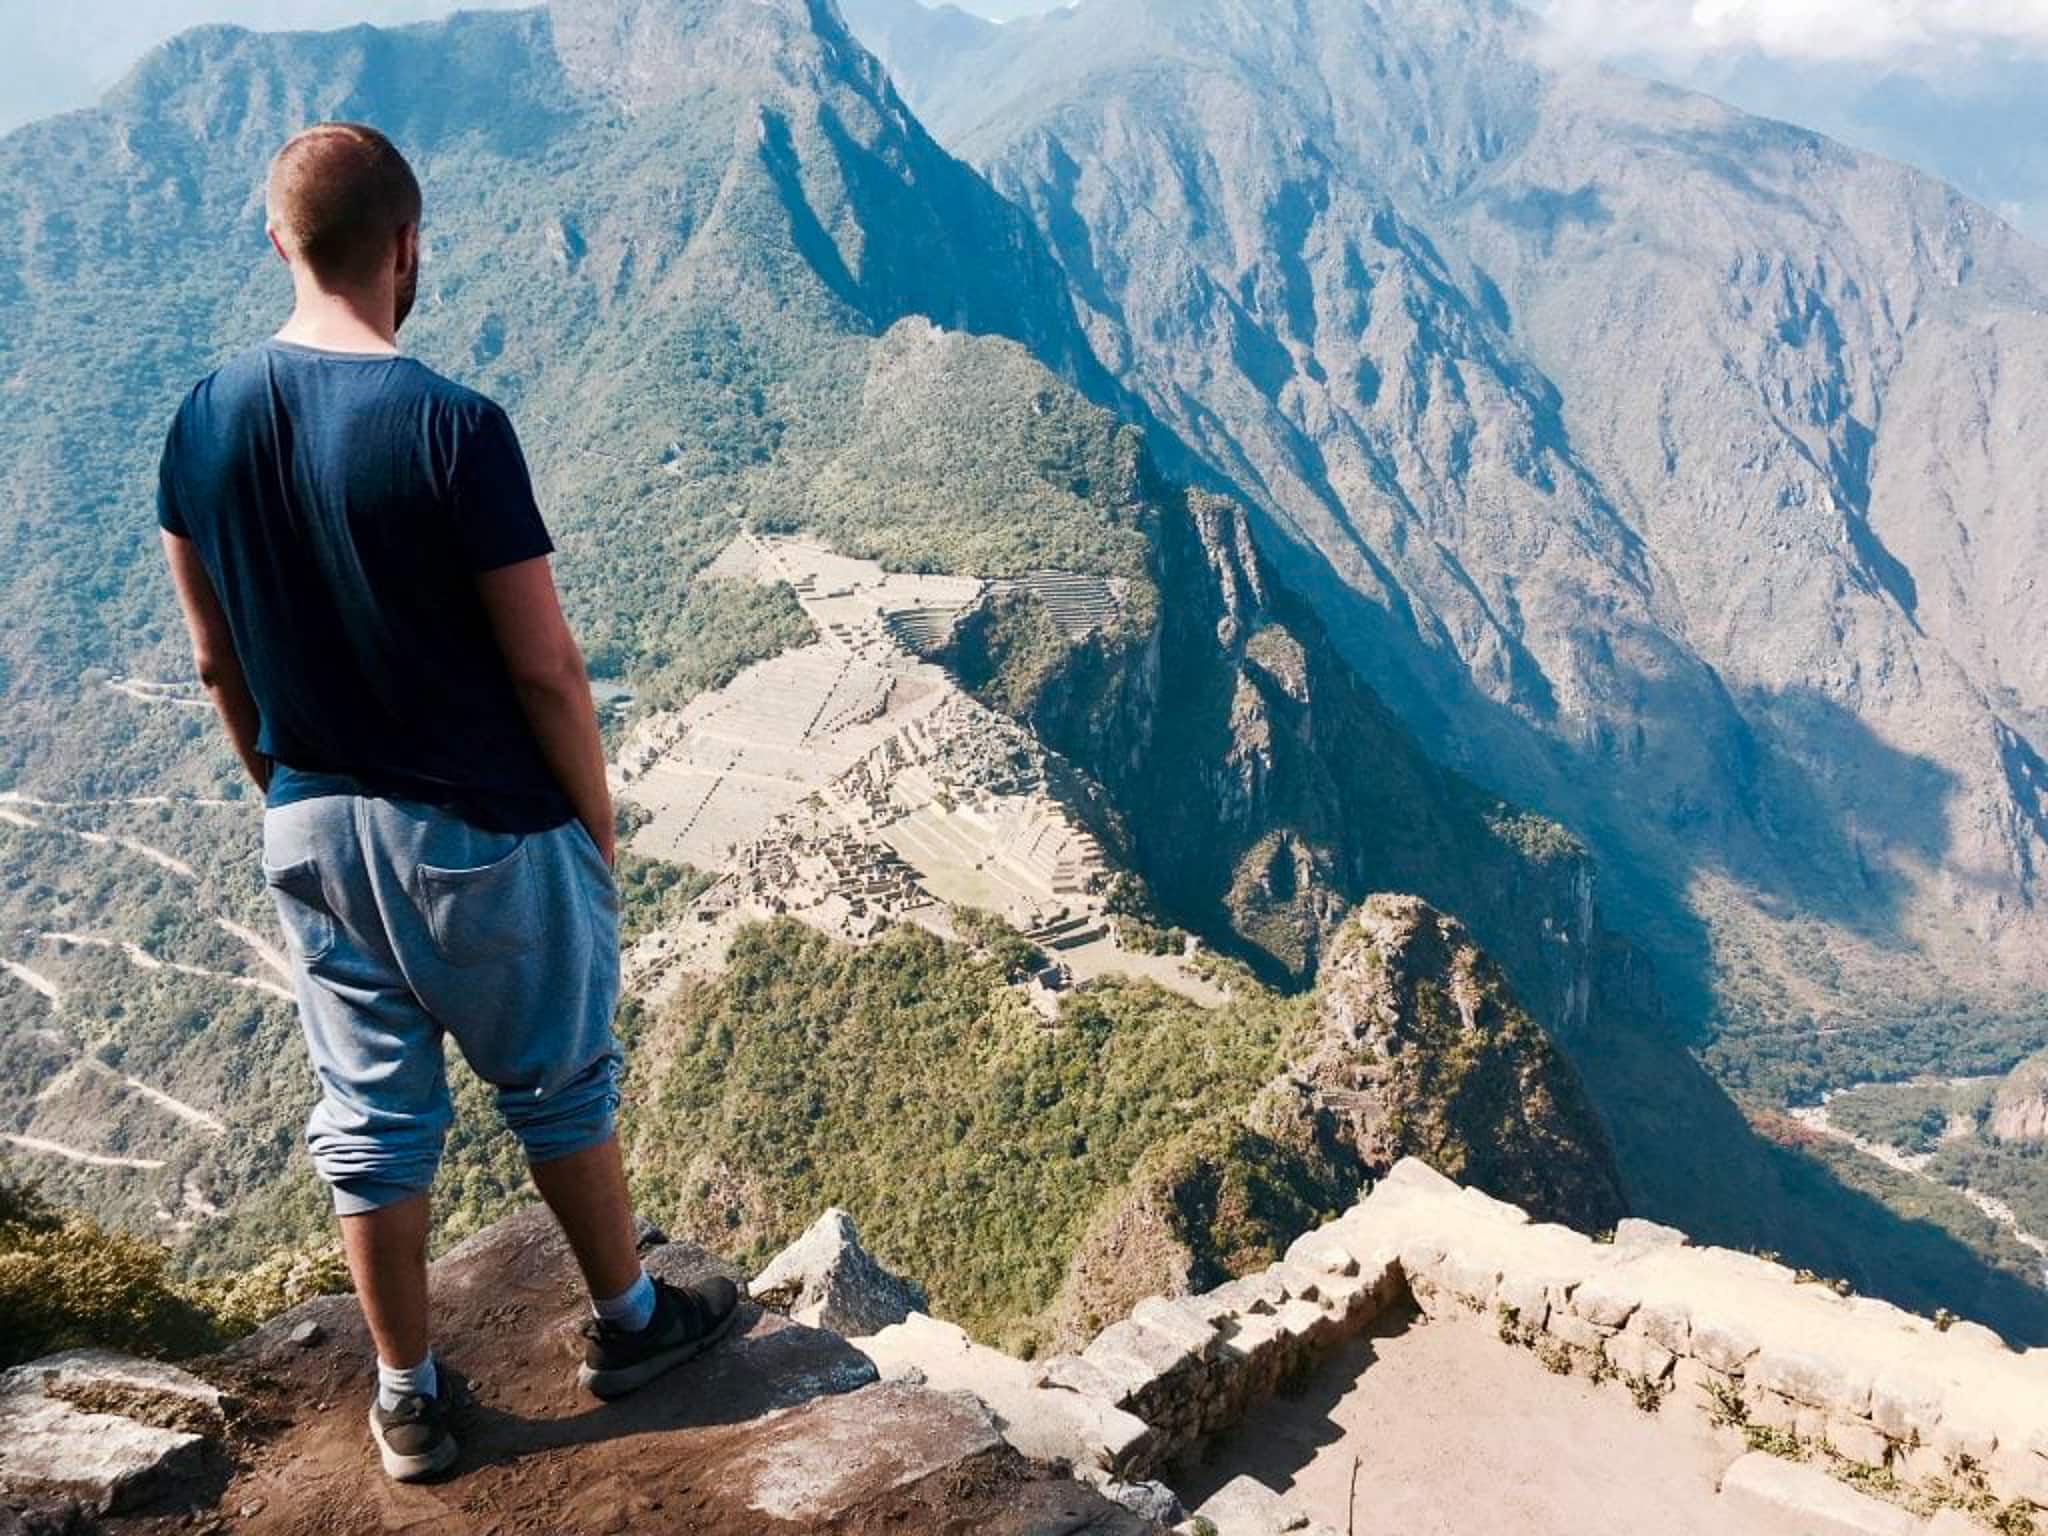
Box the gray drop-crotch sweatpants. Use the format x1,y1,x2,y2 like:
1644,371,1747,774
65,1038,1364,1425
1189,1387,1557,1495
261,791,622,1215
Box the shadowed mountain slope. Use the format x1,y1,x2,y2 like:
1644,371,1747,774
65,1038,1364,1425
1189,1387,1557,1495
842,0,2048,1059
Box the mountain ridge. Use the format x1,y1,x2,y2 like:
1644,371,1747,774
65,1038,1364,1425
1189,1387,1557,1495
840,0,2048,1050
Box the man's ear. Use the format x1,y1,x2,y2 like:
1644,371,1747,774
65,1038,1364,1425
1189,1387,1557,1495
397,222,420,277
266,224,291,266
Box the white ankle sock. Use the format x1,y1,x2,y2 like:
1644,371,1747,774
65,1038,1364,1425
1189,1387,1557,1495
376,1351,437,1412
592,1269,657,1333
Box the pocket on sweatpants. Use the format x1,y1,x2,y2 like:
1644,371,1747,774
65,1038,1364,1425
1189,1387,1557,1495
262,858,338,963
416,838,541,965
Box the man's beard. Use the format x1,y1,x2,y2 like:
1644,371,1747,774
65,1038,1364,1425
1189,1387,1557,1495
394,264,418,332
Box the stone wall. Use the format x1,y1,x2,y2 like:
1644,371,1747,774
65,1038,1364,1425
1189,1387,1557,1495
1020,1157,2048,1532
1337,1160,2048,1522
859,1158,2048,1534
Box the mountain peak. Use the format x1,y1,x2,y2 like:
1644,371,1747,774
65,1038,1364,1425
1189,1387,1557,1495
551,0,874,109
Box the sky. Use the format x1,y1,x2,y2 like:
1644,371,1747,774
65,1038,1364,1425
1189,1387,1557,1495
1,0,2043,233
1536,0,2048,66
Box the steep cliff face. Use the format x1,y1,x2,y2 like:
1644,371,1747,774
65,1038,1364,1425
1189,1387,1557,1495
1992,1052,2048,1144
1299,895,1624,1223
953,464,1606,1044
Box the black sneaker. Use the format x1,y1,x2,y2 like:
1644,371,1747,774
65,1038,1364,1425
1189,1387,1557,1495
577,1276,743,1400
368,1374,460,1482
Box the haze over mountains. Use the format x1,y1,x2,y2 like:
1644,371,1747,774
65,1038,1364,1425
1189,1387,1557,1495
7,0,2048,1347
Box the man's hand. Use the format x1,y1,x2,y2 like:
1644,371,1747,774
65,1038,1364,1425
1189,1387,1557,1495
474,555,614,864
161,530,270,791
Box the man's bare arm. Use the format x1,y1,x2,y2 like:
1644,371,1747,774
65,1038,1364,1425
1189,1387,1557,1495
474,555,613,865
161,530,269,791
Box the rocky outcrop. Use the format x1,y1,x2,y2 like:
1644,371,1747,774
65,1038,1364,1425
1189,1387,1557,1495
1044,896,1623,1341
858,0,2048,1028
749,1207,927,1336
1991,1051,2048,1142
1292,895,1625,1228
1191,1476,1345,1536
856,1312,1157,1487
1045,1183,1205,1349
987,484,1610,1029
0,1352,223,1515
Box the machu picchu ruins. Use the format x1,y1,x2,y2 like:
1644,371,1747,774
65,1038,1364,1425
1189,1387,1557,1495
615,533,1216,1007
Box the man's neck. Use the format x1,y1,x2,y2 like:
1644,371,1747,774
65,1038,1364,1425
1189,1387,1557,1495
274,288,399,356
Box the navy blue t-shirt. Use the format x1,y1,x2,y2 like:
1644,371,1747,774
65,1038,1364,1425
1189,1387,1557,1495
157,340,573,833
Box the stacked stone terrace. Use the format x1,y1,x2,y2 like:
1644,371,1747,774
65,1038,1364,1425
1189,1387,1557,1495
850,1159,2048,1536
990,571,1126,639
617,532,1220,1008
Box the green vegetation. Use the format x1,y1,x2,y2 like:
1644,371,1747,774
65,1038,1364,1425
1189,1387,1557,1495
631,919,1313,1345
630,579,815,713
1705,993,2048,1107
946,591,1078,721
768,327,1156,592
1763,1127,2048,1331
949,907,1048,982
1930,1140,2048,1245
1486,810,1586,864
1827,1080,1991,1156
1141,1111,1353,1288
0,1172,220,1366
616,854,719,947
0,1169,347,1365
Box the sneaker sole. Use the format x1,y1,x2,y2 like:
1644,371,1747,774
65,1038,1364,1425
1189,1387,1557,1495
577,1297,743,1400
369,1408,460,1482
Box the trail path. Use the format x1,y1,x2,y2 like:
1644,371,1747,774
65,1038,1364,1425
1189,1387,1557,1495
218,918,291,981
1,1132,165,1170
38,930,293,1002
2,958,62,1004
0,790,239,811
35,1057,228,1136
105,677,208,710
0,804,198,879
78,828,196,878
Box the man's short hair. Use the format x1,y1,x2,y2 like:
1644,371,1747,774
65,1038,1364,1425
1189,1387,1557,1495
266,122,421,286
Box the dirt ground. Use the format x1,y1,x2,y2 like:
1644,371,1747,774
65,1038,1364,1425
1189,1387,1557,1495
1173,1306,1809,1536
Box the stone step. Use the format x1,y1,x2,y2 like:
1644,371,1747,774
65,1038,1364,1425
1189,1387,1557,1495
1717,1452,1921,1536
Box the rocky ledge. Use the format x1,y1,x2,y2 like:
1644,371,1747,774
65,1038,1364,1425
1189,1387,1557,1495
16,1160,2048,1536
0,1209,1151,1535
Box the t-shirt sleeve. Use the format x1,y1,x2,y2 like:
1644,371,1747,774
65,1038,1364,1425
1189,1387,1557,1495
156,407,190,539
448,401,555,572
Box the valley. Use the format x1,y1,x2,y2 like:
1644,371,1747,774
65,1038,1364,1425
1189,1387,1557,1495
1792,1090,2048,1284
841,0,2048,1065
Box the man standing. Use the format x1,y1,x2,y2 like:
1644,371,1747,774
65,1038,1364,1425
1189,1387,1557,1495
157,122,738,1483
